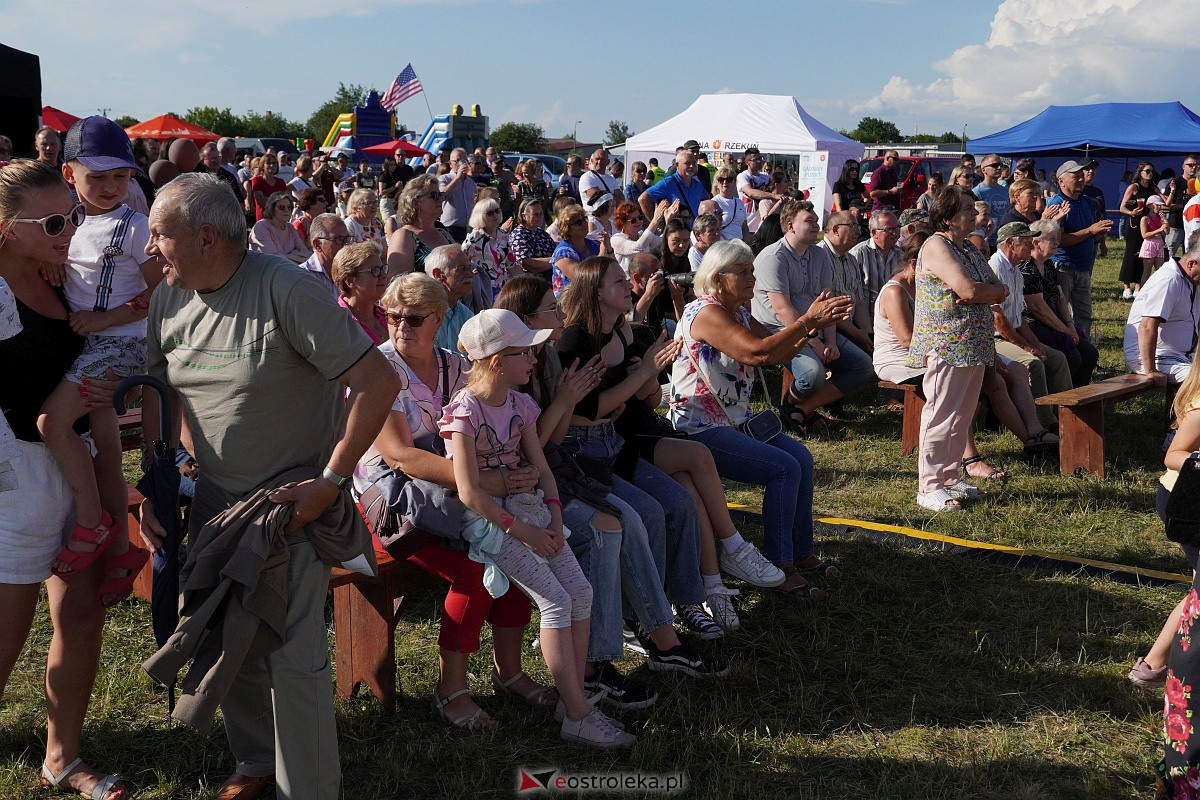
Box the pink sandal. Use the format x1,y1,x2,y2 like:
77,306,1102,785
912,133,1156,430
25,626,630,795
98,545,151,607
52,511,116,578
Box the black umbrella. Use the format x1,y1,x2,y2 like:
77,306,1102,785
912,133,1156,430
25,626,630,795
114,375,181,651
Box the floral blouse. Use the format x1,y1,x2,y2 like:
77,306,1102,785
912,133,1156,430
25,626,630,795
668,295,754,433
907,234,997,369
463,227,517,305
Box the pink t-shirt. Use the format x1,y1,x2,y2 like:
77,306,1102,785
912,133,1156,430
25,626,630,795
439,388,540,471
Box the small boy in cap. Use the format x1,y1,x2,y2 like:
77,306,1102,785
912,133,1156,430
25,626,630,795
37,115,160,603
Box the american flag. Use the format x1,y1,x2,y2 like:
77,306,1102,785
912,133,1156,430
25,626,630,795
380,64,423,111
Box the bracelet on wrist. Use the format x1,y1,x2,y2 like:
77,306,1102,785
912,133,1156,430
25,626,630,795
500,512,515,533
545,498,562,510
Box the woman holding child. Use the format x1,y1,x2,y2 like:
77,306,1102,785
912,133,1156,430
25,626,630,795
0,159,127,799
361,273,553,735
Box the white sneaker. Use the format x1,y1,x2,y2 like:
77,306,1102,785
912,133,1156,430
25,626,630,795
560,708,637,749
704,585,741,631
554,689,622,728
1121,288,1133,300
720,541,786,587
945,480,986,500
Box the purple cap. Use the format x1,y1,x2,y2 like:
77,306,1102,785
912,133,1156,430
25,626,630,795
63,116,140,173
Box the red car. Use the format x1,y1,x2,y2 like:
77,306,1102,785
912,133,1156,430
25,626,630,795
859,156,961,213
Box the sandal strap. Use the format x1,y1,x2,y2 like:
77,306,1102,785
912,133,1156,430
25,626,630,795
41,758,122,800
523,686,558,706
449,706,490,730
43,756,84,788
90,774,122,800
434,687,472,708
433,690,492,730
493,669,527,690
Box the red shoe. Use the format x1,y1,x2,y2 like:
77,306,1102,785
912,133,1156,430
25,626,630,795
98,545,151,607
52,511,116,578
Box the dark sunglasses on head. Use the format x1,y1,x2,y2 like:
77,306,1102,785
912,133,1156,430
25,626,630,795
12,202,86,236
386,310,433,327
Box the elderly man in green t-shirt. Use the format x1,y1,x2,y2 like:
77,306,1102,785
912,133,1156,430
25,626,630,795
140,173,398,800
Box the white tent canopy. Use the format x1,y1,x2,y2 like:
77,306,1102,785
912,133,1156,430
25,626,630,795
624,93,863,219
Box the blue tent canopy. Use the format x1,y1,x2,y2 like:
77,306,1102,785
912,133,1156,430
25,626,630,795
969,102,1200,156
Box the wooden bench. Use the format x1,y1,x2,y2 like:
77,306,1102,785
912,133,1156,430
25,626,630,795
1035,373,1166,478
126,485,429,712
328,551,435,712
878,380,924,457
119,408,143,452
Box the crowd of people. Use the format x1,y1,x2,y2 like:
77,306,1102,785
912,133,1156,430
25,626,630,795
2,118,1200,798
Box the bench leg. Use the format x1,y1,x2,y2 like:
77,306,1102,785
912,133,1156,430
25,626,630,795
901,390,925,457
1058,403,1105,478
333,573,399,712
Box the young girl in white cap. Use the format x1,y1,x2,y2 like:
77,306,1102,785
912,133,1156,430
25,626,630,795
439,308,633,749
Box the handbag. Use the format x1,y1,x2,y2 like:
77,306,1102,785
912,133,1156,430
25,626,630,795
1166,454,1200,547
355,350,466,558
682,337,783,442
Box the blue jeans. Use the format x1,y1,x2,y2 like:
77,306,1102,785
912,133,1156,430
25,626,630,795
563,423,704,606
789,331,874,398
691,425,815,565
564,493,674,663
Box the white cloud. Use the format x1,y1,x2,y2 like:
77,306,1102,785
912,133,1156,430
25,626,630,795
860,0,1200,131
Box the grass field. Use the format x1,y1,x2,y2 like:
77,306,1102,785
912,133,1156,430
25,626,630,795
0,251,1186,799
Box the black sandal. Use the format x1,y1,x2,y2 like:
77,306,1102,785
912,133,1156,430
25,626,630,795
799,557,842,582
780,394,809,436
1024,430,1058,456
962,455,1007,480
773,565,824,599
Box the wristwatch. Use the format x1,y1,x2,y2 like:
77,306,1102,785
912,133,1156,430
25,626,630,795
321,466,352,490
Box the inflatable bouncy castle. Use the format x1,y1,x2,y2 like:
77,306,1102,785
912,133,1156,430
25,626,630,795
321,89,396,163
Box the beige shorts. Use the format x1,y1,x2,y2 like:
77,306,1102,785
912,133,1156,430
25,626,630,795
0,438,74,584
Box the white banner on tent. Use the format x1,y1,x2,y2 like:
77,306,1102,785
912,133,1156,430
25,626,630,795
796,151,830,223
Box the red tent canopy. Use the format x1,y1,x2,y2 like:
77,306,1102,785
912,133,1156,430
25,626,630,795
361,139,430,157
124,114,220,142
41,106,81,132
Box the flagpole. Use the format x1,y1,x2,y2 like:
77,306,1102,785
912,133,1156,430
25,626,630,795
421,89,434,125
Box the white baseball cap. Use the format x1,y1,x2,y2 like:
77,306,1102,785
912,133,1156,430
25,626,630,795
458,309,552,361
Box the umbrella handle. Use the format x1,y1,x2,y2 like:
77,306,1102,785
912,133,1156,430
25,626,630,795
114,374,173,444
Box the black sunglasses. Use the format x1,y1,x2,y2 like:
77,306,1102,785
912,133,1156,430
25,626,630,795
386,311,433,327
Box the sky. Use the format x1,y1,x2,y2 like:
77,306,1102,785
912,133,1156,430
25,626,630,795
5,0,1198,146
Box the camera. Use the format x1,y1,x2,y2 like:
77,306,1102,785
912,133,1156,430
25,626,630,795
666,272,696,288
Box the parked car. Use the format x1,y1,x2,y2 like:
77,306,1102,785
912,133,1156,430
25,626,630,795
860,155,960,212
233,137,301,157
502,152,566,189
